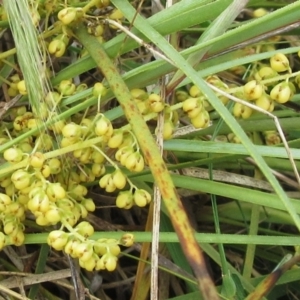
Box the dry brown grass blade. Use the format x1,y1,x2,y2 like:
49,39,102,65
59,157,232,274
0,269,71,289
130,203,153,300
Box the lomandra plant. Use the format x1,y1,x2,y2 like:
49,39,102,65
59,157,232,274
0,0,300,299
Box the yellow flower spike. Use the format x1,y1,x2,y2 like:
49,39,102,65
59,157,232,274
45,206,61,224
69,184,88,198
130,88,148,100
46,183,66,202
105,253,118,271
48,158,61,174
175,90,189,102
92,24,105,37
10,229,25,246
4,221,16,235
190,110,210,128
253,8,268,18
187,106,203,119
105,181,116,193
4,148,23,163
62,122,82,138
64,239,81,257
270,53,290,73
95,117,113,137
79,147,92,164
35,213,51,226
79,168,95,183
112,170,127,189
94,239,108,256
60,137,79,148
115,146,134,165
133,189,151,207
124,152,137,171
47,230,69,251
147,93,164,112
28,192,50,213
76,221,94,238
91,150,105,164
41,165,51,178
270,82,293,103
264,131,281,146
91,163,106,177
58,79,76,96
120,233,134,247
57,7,77,25
0,178,12,189
99,173,112,189
243,80,264,100
82,198,96,212
108,130,124,148
80,253,98,271
182,97,200,112
17,80,27,95
98,253,118,272
116,191,134,209
255,94,273,111
189,85,202,98
93,82,108,97
74,242,94,262
11,169,31,190
0,193,12,211
109,8,124,20
30,152,45,169
233,103,253,119
255,66,278,82
161,120,174,140
50,118,66,134
48,39,66,57
108,244,121,256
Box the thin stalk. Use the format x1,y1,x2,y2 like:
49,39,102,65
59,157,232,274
73,25,219,299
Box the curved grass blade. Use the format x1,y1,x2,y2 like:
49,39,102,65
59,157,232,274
73,25,219,300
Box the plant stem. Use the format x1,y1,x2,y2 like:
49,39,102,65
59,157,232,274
73,24,219,299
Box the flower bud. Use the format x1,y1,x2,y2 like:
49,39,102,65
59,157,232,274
62,122,82,138
233,103,253,119
58,7,77,25
48,39,66,57
11,169,31,190
116,191,133,209
133,189,151,207
95,117,113,137
17,80,27,95
30,152,45,169
243,80,264,100
270,53,290,73
76,221,94,238
58,79,76,96
255,94,274,111
47,230,69,250
120,233,134,247
112,170,126,190
190,110,210,128
108,130,124,148
93,82,107,98
4,148,23,163
270,82,293,103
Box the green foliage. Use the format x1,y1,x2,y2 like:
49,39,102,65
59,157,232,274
0,0,300,299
